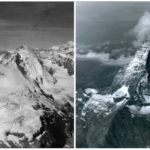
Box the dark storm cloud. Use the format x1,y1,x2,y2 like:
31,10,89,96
76,2,150,44
0,2,73,30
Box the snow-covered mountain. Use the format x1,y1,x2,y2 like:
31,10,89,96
0,41,74,148
77,42,150,148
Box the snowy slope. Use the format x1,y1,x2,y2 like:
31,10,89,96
82,85,130,117
122,42,150,85
0,42,74,148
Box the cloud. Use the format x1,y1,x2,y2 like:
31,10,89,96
77,52,133,66
0,65,24,95
130,11,150,46
77,52,110,62
109,55,133,66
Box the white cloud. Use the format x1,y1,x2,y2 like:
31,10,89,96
0,65,24,95
77,52,133,65
77,52,110,62
108,55,133,66
130,11,150,46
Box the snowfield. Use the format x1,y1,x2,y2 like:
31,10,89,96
0,41,74,148
82,85,129,116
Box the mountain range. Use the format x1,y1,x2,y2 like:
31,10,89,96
0,41,74,148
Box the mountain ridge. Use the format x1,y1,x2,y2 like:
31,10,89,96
77,41,150,147
0,41,74,148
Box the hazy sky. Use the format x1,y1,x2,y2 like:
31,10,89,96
76,2,150,44
0,2,73,50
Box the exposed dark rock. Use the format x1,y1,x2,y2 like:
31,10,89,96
105,107,150,148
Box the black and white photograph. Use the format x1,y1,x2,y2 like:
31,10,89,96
76,1,150,148
0,2,74,148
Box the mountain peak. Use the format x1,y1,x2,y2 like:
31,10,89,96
17,44,29,51
20,44,28,49
0,41,74,147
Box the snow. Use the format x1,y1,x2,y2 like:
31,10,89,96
50,63,74,106
82,94,113,116
7,135,21,146
39,42,74,106
80,117,86,122
0,94,43,146
51,46,59,51
85,88,98,94
143,95,150,103
81,111,86,116
0,65,24,95
81,42,150,123
123,42,150,84
18,49,43,81
0,64,43,146
92,94,114,103
82,85,130,116
112,85,130,99
115,98,128,107
77,98,82,102
83,93,89,97
0,42,74,147
128,105,150,115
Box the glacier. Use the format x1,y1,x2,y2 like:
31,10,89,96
0,41,74,148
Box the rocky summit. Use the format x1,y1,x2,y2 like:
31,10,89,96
76,42,150,148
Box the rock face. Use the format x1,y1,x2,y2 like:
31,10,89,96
105,107,150,148
0,41,74,148
77,42,150,148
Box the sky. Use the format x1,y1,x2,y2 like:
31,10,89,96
0,2,73,50
76,2,150,45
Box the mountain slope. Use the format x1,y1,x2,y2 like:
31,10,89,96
77,42,150,148
0,41,74,148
